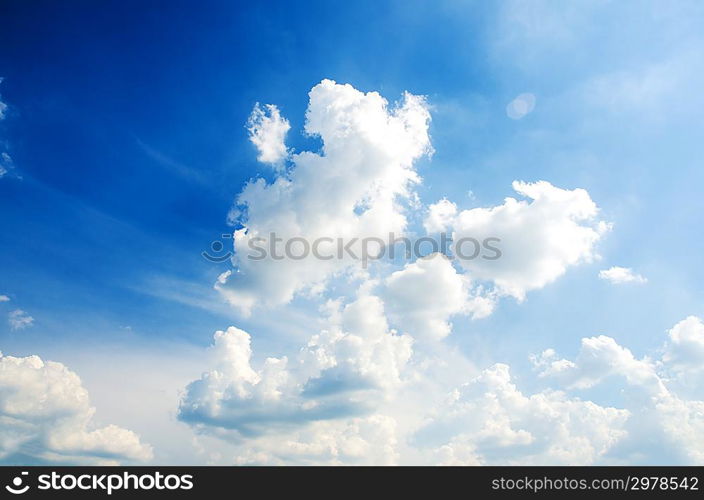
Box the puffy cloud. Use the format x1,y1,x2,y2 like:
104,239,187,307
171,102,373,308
532,336,665,394
661,316,704,395
427,180,609,300
533,319,704,464
423,198,458,234
179,290,412,441
8,309,33,330
178,326,294,436
180,295,704,465
663,316,704,371
598,266,647,285
0,352,152,464
300,294,413,398
0,295,9,302
217,79,431,315
247,103,290,167
223,83,607,322
416,364,628,465
418,315,704,466
183,80,704,465
383,255,494,340
179,287,416,464
226,414,399,465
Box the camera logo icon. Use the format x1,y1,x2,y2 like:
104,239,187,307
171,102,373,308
202,233,234,263
5,471,30,495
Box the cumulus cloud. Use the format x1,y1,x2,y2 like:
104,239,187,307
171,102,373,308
532,319,704,464
0,352,152,464
218,80,432,315
532,335,664,393
0,295,9,302
221,82,608,323
8,309,33,330
179,289,412,444
416,363,628,465
179,284,418,464
660,316,704,397
383,255,494,340
663,316,704,372
598,266,647,285
423,198,457,234
180,287,704,466
179,80,703,465
217,414,399,466
415,315,704,466
247,103,290,167
426,180,609,300
178,325,293,435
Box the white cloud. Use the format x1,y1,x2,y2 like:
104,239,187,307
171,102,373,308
532,335,665,394
0,79,10,179
598,266,647,285
188,81,623,463
172,80,704,465
533,319,704,464
0,295,9,302
0,352,152,464
0,77,6,121
418,315,704,466
427,180,609,300
179,283,419,464
247,103,290,167
180,283,704,466
383,254,494,340
661,316,704,397
416,363,628,465
226,414,399,465
0,153,10,178
663,316,704,371
423,198,457,234
179,288,412,438
222,83,608,322
8,309,33,330
218,80,432,315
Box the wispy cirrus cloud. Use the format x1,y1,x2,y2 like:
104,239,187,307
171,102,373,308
0,78,16,179
8,309,34,330
0,77,7,121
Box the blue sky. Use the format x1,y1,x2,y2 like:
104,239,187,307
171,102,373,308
1,0,704,465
